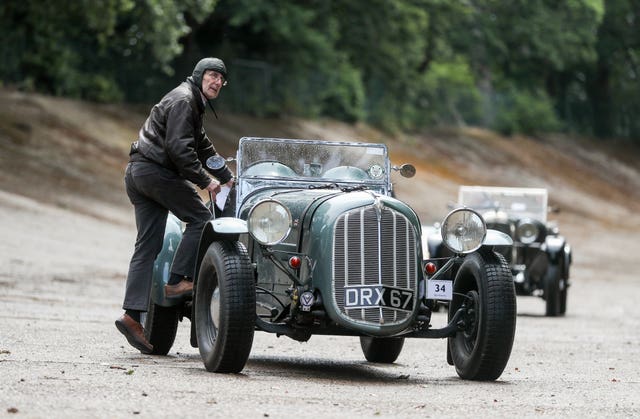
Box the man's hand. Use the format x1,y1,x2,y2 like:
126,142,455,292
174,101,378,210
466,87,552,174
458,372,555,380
205,180,221,196
222,178,235,188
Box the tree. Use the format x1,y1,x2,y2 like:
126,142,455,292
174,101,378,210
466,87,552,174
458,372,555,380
4,0,640,140
0,0,217,101
586,0,640,138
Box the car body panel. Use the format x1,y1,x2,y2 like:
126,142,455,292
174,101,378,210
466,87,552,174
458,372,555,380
151,214,183,307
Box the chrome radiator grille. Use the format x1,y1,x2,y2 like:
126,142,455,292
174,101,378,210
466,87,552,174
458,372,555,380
333,205,419,326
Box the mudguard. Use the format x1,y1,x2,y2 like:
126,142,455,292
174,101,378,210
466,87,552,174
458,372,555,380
210,217,248,234
563,244,572,279
151,214,183,307
483,229,513,246
193,217,248,294
425,227,512,258
544,235,567,264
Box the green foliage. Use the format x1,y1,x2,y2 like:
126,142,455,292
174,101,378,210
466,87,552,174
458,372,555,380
0,0,217,102
3,0,640,140
332,0,430,130
492,87,561,136
584,0,640,138
410,58,483,128
197,0,366,121
320,61,366,123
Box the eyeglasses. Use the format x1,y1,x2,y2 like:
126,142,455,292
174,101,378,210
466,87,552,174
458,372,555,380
204,70,227,86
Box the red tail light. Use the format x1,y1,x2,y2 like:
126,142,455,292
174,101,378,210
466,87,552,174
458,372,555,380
425,262,437,276
289,256,302,269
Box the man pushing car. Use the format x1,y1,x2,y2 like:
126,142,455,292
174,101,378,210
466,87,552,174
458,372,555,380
115,57,234,353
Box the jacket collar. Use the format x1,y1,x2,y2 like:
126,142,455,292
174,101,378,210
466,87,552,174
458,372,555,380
186,77,206,113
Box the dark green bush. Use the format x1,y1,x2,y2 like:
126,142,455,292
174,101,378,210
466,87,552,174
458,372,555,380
492,88,561,136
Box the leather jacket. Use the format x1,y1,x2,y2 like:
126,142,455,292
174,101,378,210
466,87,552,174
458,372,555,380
131,77,232,189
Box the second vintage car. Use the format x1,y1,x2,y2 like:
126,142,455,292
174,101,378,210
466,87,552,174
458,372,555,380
144,137,517,380
427,186,571,316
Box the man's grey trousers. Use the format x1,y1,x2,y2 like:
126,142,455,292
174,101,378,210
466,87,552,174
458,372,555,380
123,161,211,311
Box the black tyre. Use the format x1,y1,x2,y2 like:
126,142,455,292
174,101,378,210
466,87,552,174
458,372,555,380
144,300,180,356
544,264,562,317
559,277,568,315
559,257,569,315
195,241,255,373
360,337,405,363
448,250,516,381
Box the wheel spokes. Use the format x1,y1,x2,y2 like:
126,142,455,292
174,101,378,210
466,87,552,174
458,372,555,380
462,290,480,351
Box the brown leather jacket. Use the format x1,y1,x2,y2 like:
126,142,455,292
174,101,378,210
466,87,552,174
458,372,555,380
132,77,232,189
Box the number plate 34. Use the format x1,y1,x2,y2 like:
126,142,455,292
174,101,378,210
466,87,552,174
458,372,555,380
427,280,453,300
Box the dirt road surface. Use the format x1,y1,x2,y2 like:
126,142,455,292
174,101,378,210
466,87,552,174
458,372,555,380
1,187,639,418
1,90,639,417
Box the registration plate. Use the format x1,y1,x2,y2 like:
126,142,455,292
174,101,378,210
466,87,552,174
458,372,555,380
426,280,453,300
344,285,414,311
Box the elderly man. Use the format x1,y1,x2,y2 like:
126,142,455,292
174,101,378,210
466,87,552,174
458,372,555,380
116,57,233,353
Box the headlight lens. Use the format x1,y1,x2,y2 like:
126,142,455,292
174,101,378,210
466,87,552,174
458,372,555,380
247,199,292,245
441,208,486,254
516,219,539,244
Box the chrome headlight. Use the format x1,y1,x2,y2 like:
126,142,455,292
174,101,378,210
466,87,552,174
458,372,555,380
516,218,539,244
247,199,292,245
441,208,486,254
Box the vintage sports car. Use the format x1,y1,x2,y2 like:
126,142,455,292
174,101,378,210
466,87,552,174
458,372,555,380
144,137,517,380
428,186,571,316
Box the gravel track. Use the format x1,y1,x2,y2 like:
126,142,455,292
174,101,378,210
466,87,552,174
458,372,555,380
1,189,639,418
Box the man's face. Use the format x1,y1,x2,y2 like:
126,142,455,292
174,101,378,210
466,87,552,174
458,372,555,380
202,70,226,99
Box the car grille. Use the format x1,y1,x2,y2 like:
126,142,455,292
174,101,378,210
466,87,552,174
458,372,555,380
333,205,419,326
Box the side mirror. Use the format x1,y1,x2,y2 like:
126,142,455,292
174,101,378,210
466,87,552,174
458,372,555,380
393,163,416,178
400,164,416,178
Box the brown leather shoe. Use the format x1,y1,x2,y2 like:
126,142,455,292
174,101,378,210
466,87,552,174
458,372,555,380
115,314,153,354
164,279,193,298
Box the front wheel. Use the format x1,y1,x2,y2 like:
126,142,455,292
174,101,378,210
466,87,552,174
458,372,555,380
448,250,516,381
195,241,255,373
360,337,405,363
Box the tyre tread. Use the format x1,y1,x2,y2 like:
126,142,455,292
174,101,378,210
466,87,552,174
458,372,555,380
145,302,180,356
475,252,517,380
196,240,255,373
450,251,517,380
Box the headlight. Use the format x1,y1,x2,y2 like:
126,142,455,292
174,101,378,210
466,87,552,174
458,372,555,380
441,208,486,254
516,219,539,244
247,199,292,245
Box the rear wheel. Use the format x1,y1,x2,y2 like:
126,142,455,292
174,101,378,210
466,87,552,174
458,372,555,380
360,337,405,363
544,264,562,317
144,300,180,355
195,241,255,373
448,250,516,381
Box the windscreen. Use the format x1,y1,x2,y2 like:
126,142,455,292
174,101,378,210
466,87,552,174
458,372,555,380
238,137,389,184
458,186,548,223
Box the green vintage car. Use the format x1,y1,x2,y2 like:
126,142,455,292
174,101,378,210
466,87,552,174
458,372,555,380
144,137,516,380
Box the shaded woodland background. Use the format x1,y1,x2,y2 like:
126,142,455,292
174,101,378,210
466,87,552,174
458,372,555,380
2,0,640,140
